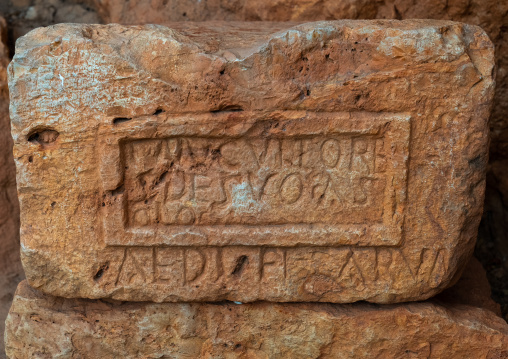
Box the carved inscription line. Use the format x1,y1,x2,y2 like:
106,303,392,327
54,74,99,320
125,134,387,227
112,246,448,292
115,246,288,286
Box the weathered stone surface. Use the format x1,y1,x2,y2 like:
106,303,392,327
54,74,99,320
5,275,508,359
88,0,508,313
9,20,494,303
90,0,508,159
0,15,23,359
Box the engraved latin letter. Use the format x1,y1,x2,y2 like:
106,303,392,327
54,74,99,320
183,248,206,284
320,139,341,168
279,173,303,204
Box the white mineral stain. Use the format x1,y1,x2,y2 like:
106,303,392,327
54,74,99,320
377,28,464,60
304,25,336,42
231,182,263,214
10,62,29,78
271,25,336,47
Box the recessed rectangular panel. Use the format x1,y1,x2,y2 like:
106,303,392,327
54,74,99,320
102,112,409,247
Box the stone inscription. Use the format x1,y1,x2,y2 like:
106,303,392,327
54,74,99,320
116,246,288,286
124,135,387,227
101,112,409,247
112,246,448,293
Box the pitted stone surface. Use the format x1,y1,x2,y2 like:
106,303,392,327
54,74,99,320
9,20,494,303
90,0,508,157
4,278,508,359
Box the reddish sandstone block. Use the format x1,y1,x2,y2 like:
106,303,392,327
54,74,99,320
8,20,494,303
4,277,508,358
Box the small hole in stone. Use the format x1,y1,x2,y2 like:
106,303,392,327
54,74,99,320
94,263,109,281
51,202,56,207
211,105,244,113
231,255,248,275
153,108,164,115
113,117,132,125
219,69,225,75
27,129,59,145
155,171,168,186
28,156,33,163
182,12,187,16
306,89,311,96
211,149,221,160
111,185,124,196
235,344,242,350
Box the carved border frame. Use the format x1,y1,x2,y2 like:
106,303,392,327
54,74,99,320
99,111,410,247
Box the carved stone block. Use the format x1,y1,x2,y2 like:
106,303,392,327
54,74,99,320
4,278,508,358
8,20,494,302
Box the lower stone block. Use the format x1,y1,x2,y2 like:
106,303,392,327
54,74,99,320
5,277,508,359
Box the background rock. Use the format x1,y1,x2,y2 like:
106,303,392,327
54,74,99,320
0,0,99,56
0,16,23,359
